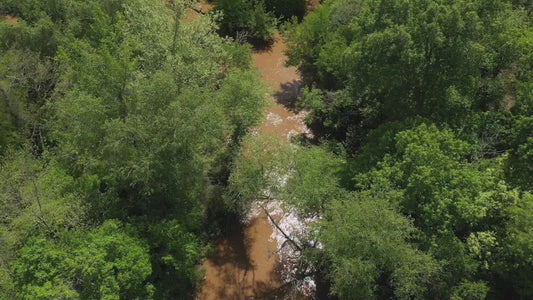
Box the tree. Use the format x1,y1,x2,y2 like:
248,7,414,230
146,219,206,298
0,48,57,154
228,134,295,211
494,191,533,298
0,150,83,259
0,150,84,298
229,135,343,217
216,0,277,41
283,146,343,217
506,116,533,191
286,0,533,148
321,193,438,300
265,0,306,21
12,220,152,300
353,123,527,298
0,0,266,298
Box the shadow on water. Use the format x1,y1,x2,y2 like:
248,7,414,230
250,37,276,52
252,260,309,300
273,79,303,112
198,210,302,299
209,212,254,270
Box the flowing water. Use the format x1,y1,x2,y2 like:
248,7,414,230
254,34,310,141
197,35,309,300
186,2,313,299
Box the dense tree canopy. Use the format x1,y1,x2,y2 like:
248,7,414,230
216,0,278,41
286,0,533,151
0,0,264,298
1,0,532,299
215,0,308,41
265,0,307,21
13,221,152,300
322,194,438,300
272,0,533,299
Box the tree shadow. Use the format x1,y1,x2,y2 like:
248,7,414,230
208,213,254,271
250,37,276,52
273,79,303,112
198,216,256,300
198,212,308,300
252,262,303,300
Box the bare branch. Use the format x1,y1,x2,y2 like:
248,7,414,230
259,203,303,252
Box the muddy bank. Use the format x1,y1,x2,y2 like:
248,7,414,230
0,15,19,24
307,0,321,11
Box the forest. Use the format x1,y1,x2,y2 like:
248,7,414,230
0,0,532,299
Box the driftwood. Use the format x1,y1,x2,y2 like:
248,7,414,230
190,7,205,15
259,203,303,252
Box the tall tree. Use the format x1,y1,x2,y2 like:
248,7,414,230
286,0,533,148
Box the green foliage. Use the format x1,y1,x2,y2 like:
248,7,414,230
322,193,438,299
283,3,533,297
0,0,265,298
359,124,482,226
512,0,533,13
229,136,345,220
0,48,56,154
451,280,490,300
42,0,264,220
264,0,307,21
147,219,205,298
506,116,533,191
0,150,84,297
0,105,20,155
0,150,83,254
229,135,294,208
0,18,58,56
284,5,332,83
350,123,533,298
3,0,532,299
216,0,277,41
12,220,152,300
218,69,266,138
286,0,533,147
494,191,533,298
283,146,343,216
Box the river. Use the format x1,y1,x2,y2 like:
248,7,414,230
187,2,312,299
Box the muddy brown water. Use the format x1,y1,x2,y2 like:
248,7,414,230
197,34,308,300
254,34,308,141
190,2,313,300
196,212,288,300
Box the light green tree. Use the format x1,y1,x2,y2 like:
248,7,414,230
321,193,438,300
12,220,152,300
